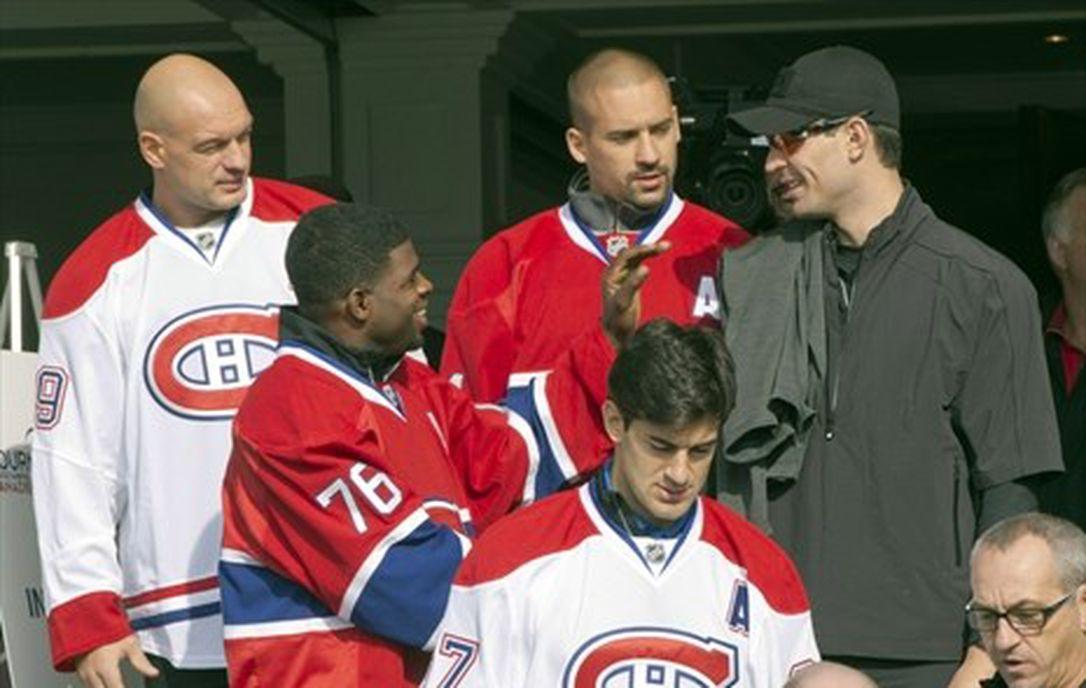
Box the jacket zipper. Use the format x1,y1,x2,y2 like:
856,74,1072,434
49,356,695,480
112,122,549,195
952,459,963,567
826,254,858,441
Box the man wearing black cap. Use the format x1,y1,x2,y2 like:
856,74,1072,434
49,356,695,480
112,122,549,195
720,45,1063,686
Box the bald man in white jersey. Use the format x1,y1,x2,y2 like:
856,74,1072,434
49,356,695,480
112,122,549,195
31,54,330,687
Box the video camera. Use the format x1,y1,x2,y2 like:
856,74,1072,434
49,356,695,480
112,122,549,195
671,78,775,233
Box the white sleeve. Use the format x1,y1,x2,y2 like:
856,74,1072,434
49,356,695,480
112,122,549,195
750,605,820,687
422,581,527,688
31,299,130,646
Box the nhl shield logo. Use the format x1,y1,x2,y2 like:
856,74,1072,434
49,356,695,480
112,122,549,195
143,304,279,420
562,627,738,688
605,233,631,258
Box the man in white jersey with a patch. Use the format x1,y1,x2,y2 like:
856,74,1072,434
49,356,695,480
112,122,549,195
31,53,329,687
424,319,819,687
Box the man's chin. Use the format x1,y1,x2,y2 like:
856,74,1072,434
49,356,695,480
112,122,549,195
213,182,248,208
393,331,425,359
629,189,670,212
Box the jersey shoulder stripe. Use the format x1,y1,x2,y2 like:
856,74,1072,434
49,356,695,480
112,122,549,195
42,204,154,319
249,177,332,222
453,488,597,587
698,498,810,615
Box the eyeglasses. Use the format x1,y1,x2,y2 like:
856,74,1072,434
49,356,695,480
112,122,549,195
768,111,872,155
965,591,1075,636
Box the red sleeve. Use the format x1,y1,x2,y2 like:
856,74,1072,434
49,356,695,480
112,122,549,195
46,592,132,671
440,235,518,402
438,327,616,531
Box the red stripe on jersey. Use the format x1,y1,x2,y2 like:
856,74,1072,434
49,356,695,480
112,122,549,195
453,489,597,586
249,177,332,221
47,590,132,671
42,206,154,319
123,575,220,608
699,498,811,615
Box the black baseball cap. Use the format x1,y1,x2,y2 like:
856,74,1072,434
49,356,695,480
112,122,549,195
728,45,900,136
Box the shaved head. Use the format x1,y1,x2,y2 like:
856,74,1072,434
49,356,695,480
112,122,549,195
134,53,247,136
567,48,671,131
784,662,879,688
133,54,253,227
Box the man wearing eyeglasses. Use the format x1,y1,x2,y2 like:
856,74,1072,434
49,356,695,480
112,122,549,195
718,46,1063,686
968,513,1086,688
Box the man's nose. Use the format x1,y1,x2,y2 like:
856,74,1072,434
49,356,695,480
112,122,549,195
223,140,248,170
765,145,787,175
417,271,434,297
991,616,1021,651
635,131,660,167
663,454,692,485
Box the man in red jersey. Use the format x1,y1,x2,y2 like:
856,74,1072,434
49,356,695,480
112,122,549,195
31,53,330,687
441,48,748,401
219,203,662,686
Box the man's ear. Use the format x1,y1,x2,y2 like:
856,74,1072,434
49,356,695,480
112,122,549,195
1046,235,1067,276
566,126,588,165
602,399,625,443
344,286,372,324
672,104,681,144
845,117,871,163
139,131,167,169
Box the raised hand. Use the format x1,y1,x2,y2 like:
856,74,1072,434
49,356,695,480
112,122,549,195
601,241,670,348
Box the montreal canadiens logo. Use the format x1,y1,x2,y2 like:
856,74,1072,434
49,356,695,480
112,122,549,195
143,304,279,420
562,627,739,688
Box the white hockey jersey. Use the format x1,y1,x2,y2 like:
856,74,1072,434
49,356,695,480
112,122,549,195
31,178,329,670
424,480,819,687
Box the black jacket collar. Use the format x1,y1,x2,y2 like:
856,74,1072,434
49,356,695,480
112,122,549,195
825,183,919,257
279,306,403,383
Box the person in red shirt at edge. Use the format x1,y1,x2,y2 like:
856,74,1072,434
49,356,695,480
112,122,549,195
441,47,749,401
1038,168,1086,533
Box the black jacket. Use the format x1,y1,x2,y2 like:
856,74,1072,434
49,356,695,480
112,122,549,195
760,187,1063,660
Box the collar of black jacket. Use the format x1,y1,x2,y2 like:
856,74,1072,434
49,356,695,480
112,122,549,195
825,182,919,256
278,306,404,383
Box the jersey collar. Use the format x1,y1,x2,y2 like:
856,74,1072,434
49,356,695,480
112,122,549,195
135,178,251,268
276,307,407,419
558,193,684,266
580,464,701,576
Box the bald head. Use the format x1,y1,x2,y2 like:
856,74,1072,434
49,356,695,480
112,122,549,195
567,48,671,131
784,662,879,688
134,53,247,135
133,54,253,227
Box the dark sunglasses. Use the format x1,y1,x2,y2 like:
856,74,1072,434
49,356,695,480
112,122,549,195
769,110,872,155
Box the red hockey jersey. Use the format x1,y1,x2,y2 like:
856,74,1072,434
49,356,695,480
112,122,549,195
220,310,616,686
441,195,748,401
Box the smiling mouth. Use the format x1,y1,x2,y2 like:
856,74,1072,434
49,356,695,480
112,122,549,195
772,178,802,197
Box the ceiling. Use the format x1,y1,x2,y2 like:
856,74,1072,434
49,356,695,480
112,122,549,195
2,0,1083,116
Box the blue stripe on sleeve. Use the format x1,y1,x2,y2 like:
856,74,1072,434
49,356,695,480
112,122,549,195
349,519,462,648
130,603,221,631
219,560,334,625
504,379,566,498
